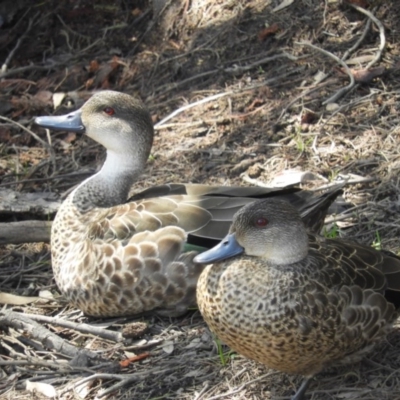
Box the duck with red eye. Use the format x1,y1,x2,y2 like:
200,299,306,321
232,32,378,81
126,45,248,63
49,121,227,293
195,198,400,400
195,200,308,265
35,91,153,208
35,91,152,157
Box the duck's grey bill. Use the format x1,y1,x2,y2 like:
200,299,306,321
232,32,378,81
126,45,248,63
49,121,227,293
194,233,244,264
35,109,85,133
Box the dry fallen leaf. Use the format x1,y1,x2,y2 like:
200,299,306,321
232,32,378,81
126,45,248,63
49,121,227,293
89,59,100,73
52,92,66,109
258,24,279,41
351,66,386,83
34,90,53,107
162,341,174,354
338,66,386,83
119,352,150,367
26,381,57,398
131,7,142,17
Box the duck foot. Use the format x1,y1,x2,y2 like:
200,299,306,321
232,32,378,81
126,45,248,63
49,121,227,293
291,377,312,400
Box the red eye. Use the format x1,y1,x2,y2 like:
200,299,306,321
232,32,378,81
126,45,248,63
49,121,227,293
104,107,115,116
255,217,268,227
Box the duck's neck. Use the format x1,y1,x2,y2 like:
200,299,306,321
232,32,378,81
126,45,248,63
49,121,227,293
72,150,144,213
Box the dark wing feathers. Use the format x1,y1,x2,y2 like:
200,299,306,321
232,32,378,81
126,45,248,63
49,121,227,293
310,234,388,292
126,183,344,246
309,232,400,307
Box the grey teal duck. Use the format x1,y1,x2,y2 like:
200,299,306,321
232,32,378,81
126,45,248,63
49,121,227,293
35,90,343,318
195,198,400,399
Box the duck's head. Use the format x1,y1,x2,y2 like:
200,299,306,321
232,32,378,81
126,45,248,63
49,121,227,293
194,199,309,266
35,91,154,162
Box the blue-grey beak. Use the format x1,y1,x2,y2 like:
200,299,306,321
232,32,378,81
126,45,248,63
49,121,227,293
35,109,85,133
194,233,244,264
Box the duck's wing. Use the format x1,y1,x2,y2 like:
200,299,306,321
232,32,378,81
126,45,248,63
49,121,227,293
87,196,213,242
80,225,203,317
87,184,343,246
309,234,400,306
127,183,344,246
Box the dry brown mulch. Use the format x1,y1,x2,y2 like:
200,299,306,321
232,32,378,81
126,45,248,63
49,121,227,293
2,0,400,399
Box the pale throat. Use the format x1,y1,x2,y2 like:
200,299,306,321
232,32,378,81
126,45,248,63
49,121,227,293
101,149,143,182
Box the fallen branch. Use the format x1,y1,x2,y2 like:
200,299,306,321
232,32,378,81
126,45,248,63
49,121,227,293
0,221,52,244
24,313,147,343
0,310,106,365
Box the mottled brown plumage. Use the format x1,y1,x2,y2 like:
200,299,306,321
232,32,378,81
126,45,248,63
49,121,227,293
35,91,343,318
195,199,400,400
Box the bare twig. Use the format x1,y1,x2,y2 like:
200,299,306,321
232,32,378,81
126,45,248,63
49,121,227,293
62,367,177,398
342,7,376,62
129,0,173,56
153,52,302,99
0,63,65,80
296,42,355,105
318,5,386,115
122,338,164,351
223,52,302,74
0,37,101,80
1,11,38,73
277,80,333,121
279,12,374,121
349,4,385,69
155,92,233,127
200,372,279,400
322,90,379,125
0,357,92,374
156,64,305,127
0,116,51,150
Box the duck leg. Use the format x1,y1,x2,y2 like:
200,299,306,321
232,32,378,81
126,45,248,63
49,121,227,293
291,377,312,400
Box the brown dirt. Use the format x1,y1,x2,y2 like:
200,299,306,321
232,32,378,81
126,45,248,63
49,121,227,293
2,0,400,399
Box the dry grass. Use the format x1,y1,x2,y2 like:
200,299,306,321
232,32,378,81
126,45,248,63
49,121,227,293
2,0,400,399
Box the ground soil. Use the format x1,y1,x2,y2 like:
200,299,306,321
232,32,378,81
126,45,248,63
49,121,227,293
2,0,400,399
